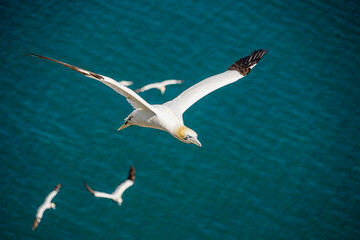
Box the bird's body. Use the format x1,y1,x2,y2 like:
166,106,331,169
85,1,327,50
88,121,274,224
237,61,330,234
135,79,184,94
28,50,268,146
84,166,135,205
32,184,61,231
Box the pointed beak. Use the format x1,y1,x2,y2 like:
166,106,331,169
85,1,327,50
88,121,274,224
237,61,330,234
118,123,128,131
190,137,202,147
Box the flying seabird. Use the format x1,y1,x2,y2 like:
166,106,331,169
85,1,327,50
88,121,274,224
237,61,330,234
32,184,61,231
135,79,184,94
28,50,268,147
84,166,135,206
118,80,133,87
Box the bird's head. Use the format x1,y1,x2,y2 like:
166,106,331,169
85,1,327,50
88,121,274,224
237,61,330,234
160,86,166,94
176,126,202,147
118,115,134,131
117,199,123,206
50,202,56,209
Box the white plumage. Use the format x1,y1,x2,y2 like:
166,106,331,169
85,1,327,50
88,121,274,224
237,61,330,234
28,50,267,147
118,80,133,87
32,184,61,231
84,166,135,206
135,79,184,94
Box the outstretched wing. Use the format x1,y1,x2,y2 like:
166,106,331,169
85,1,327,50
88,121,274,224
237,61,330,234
84,182,114,199
161,79,184,86
127,166,136,181
44,183,61,204
27,54,157,114
32,217,41,231
118,80,134,87
112,180,134,198
135,82,160,93
164,50,268,115
112,166,135,198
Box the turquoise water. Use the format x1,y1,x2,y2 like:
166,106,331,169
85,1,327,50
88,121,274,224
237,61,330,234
1,0,360,239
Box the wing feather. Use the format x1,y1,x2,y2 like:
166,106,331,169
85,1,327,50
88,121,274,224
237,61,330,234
84,182,114,199
135,83,160,93
160,79,184,86
44,183,61,203
164,50,267,115
112,179,134,198
27,54,157,114
35,204,47,219
135,80,183,93
32,217,41,231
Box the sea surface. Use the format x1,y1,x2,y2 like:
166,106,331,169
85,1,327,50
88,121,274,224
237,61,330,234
1,0,360,239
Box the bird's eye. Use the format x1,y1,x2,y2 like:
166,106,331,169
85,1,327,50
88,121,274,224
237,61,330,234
185,135,192,140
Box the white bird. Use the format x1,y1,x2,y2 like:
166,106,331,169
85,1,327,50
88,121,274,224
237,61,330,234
84,166,135,206
135,79,184,94
28,50,268,147
32,184,61,231
118,80,133,87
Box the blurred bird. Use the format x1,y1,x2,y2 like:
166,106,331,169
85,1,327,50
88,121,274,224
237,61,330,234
118,80,133,87
135,79,184,94
84,166,135,206
32,184,61,231
28,50,267,147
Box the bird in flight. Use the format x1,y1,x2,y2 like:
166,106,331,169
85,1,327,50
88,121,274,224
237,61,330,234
84,166,135,206
28,50,267,147
135,79,184,94
32,184,61,231
118,80,133,87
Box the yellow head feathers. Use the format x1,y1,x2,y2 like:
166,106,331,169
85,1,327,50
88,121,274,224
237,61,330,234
176,126,189,139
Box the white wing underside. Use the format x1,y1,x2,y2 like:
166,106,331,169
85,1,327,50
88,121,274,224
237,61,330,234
91,180,133,200
160,79,183,86
138,83,162,91
28,54,157,115
138,80,182,92
45,189,58,203
164,70,242,115
118,80,133,87
112,180,134,198
93,191,115,199
89,74,155,113
36,204,47,218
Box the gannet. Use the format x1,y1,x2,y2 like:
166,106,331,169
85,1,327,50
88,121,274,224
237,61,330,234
135,79,184,94
118,80,133,87
32,184,61,231
84,166,135,206
28,50,268,147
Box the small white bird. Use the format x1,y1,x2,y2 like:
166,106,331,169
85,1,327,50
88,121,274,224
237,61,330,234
84,166,135,206
118,80,133,87
135,79,184,94
32,184,61,231
28,50,267,147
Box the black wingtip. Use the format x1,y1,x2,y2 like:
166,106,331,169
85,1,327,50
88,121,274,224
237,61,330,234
128,166,136,181
25,53,42,58
54,183,61,191
228,49,268,76
32,218,40,231
83,182,95,195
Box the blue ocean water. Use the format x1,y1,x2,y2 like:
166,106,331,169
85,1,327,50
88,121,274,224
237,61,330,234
1,0,360,239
